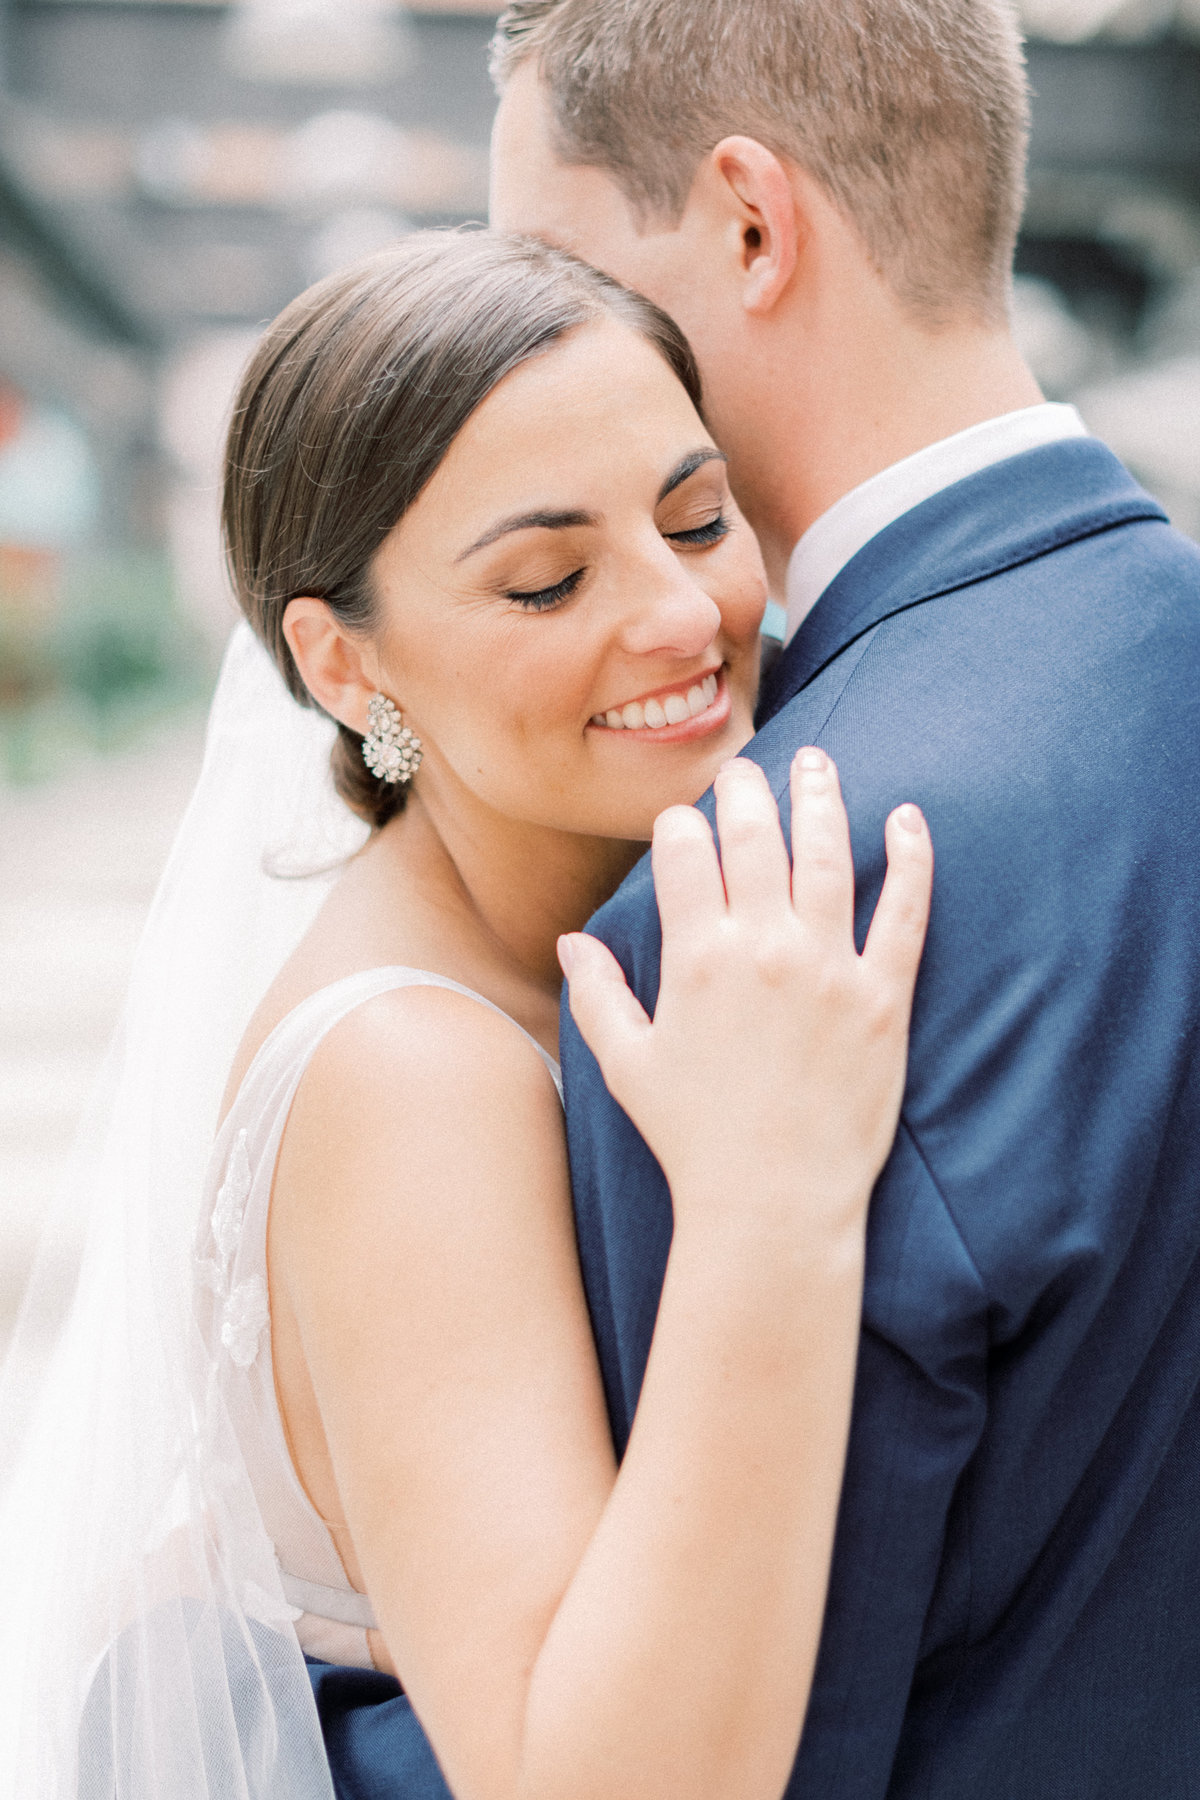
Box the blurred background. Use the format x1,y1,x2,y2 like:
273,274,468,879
2,0,1200,1365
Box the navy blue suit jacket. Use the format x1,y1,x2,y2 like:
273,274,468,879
561,438,1200,1799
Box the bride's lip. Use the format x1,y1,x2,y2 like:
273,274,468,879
586,667,731,745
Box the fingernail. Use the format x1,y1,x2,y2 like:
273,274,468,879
895,803,924,834
798,747,826,771
557,934,577,977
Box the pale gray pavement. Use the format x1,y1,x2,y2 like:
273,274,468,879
0,718,205,1363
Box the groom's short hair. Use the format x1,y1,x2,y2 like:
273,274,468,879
492,0,1030,327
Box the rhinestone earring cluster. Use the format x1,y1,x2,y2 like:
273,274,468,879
362,693,423,785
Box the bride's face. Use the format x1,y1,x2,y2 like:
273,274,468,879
368,316,767,841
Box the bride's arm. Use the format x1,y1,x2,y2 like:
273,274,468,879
271,748,932,1800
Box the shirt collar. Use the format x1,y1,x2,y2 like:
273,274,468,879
783,403,1089,646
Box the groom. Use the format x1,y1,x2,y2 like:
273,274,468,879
491,3,1200,1796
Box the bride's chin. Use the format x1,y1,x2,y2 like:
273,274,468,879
590,752,751,839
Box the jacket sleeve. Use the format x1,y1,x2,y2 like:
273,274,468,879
559,843,991,1800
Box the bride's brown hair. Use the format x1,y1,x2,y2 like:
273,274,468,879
222,230,702,829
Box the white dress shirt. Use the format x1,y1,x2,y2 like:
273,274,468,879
783,402,1089,645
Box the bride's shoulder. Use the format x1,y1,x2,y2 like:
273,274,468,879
319,978,553,1099
288,977,560,1168
271,978,566,1263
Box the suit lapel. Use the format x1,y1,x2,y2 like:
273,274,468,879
757,438,1167,727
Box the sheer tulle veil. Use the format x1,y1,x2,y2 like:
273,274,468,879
0,622,367,1798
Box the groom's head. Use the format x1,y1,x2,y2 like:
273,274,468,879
490,0,1035,569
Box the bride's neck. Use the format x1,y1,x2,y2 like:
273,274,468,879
377,787,642,991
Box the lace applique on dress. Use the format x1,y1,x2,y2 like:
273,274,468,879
212,1130,252,1259
221,1275,269,1368
197,1128,269,1368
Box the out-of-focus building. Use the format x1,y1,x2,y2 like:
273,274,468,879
0,0,501,781
0,0,1194,763
1014,3,1200,530
0,2,1198,708
0,3,1197,738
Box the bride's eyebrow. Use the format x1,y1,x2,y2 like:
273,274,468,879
456,507,597,562
658,447,727,502
454,447,727,563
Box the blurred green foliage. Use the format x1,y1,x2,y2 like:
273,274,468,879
0,549,212,783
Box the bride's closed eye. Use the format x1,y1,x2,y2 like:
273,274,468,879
505,511,732,611
665,512,731,549
506,568,587,611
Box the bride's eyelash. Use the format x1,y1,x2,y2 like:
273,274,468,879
505,511,729,612
667,512,732,547
506,567,586,611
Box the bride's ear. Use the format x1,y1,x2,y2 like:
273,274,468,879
282,598,376,733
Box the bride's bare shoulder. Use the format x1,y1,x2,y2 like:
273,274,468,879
271,978,565,1255
305,978,557,1123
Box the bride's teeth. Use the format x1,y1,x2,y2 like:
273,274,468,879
596,673,721,730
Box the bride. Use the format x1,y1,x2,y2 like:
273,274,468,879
0,232,932,1800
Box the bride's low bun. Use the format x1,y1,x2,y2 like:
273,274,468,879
221,230,702,831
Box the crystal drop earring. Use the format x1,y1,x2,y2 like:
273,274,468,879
361,693,423,784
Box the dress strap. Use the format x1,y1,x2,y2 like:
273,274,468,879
278,1565,378,1631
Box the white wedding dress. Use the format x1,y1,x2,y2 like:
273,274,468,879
200,965,563,1671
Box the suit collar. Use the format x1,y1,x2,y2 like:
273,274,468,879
757,438,1167,727
783,403,1088,642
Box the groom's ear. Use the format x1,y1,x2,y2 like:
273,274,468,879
705,136,801,316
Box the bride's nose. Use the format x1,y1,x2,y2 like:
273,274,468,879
616,564,723,660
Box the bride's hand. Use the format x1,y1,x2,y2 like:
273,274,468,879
559,748,933,1241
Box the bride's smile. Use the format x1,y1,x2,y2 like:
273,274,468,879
587,667,723,735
